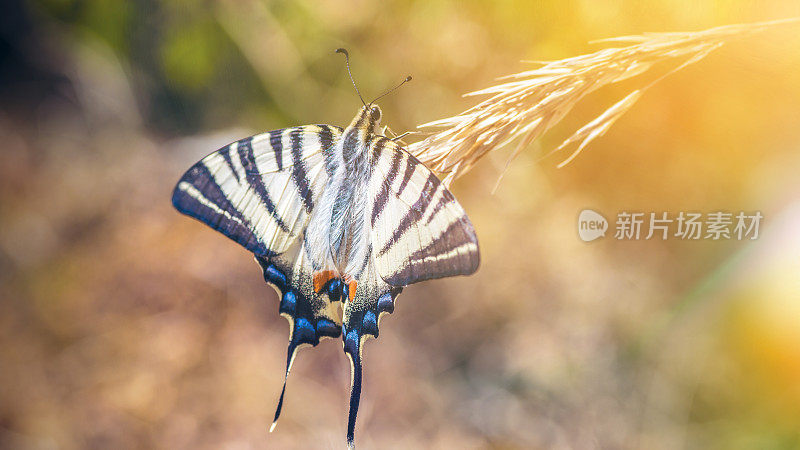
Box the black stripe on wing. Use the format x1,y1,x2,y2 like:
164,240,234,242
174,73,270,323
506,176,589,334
317,124,335,150
172,161,271,256
289,129,314,212
237,136,291,233
371,146,401,227
387,216,479,285
220,148,239,182
269,130,284,170
397,155,417,193
377,172,438,257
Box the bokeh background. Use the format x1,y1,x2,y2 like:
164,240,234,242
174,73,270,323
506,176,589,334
2,0,800,448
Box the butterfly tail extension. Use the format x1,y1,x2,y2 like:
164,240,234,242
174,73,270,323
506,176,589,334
341,285,402,448
255,256,343,432
270,344,295,432
343,329,362,450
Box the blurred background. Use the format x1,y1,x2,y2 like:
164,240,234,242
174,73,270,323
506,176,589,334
2,0,800,448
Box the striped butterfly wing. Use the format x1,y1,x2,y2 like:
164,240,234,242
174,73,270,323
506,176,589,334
171,124,345,429
337,137,480,447
172,125,340,255
368,138,480,286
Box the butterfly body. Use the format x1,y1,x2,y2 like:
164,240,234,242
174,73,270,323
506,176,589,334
306,106,380,286
172,103,479,448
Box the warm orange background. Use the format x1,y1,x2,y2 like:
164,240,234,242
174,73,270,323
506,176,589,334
2,1,800,448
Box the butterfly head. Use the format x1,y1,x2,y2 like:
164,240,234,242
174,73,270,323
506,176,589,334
352,104,383,134
369,104,382,123
344,103,382,135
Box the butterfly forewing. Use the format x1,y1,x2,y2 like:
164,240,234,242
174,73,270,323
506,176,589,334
172,125,342,255
367,138,479,286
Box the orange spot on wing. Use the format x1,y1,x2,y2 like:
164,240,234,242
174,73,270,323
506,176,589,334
347,280,357,301
313,270,337,293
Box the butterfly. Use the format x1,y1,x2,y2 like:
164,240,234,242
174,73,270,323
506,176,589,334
171,49,480,448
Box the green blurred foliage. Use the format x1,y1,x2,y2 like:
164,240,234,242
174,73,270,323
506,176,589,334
160,17,221,92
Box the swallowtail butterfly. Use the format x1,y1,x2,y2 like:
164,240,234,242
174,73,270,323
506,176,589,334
171,49,480,448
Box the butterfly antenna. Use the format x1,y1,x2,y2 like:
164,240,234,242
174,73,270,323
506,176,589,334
336,48,366,107
369,75,412,106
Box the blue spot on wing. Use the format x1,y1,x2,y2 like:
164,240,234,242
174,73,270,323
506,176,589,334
377,291,396,314
294,318,317,343
279,290,296,315
316,319,339,337
361,311,378,336
263,264,288,289
343,328,360,355
327,279,341,298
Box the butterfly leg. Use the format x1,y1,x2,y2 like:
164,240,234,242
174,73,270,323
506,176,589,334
389,131,415,142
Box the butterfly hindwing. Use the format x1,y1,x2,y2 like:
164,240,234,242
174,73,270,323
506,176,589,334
255,238,344,430
340,265,401,448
